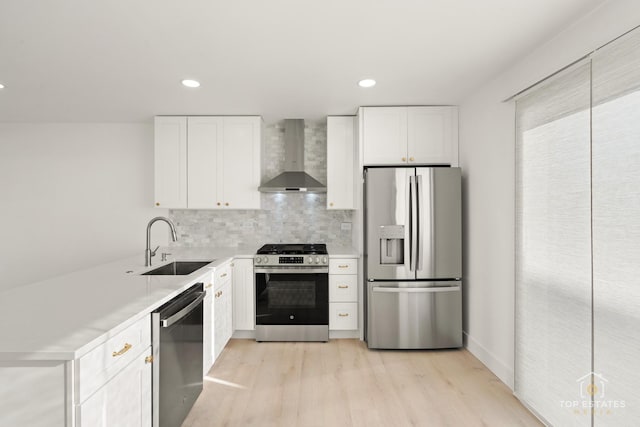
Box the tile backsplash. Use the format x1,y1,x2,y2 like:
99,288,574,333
169,122,354,248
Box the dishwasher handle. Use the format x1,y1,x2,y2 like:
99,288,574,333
372,286,460,294
160,291,206,328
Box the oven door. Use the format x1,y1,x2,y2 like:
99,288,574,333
255,268,329,325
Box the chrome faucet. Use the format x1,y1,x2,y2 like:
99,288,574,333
145,217,178,267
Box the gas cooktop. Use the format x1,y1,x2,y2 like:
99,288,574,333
256,243,328,255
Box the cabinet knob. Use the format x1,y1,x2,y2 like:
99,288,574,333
409,157,414,162
330,202,334,207
217,202,221,206
225,202,229,206
402,157,406,162
145,355,154,364
155,202,160,206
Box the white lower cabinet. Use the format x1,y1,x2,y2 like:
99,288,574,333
203,273,215,375
329,258,359,331
75,315,152,427
232,259,255,331
77,348,152,427
214,262,233,360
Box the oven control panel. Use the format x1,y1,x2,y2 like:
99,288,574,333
254,255,329,266
279,256,304,264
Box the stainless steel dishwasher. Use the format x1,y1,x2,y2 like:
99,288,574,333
152,283,205,427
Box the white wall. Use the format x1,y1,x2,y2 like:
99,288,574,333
0,123,167,292
459,0,640,389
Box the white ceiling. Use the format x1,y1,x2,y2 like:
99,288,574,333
0,0,607,124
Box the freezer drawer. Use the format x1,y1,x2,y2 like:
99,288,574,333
367,282,462,349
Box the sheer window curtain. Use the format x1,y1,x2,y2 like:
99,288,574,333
592,28,640,427
515,26,640,427
515,61,592,427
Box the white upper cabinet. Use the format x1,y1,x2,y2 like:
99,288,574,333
407,106,458,165
221,117,261,209
154,116,188,208
327,116,356,210
154,116,262,210
362,107,408,165
362,106,458,166
188,117,223,209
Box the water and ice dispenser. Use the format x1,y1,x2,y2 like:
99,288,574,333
379,225,404,265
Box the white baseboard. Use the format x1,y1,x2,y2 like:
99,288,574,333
232,330,255,339
463,332,514,390
329,330,360,339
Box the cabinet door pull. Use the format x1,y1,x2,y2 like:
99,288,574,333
205,283,213,289
338,313,349,317
338,265,349,268
338,285,349,289
112,343,132,357
220,273,227,278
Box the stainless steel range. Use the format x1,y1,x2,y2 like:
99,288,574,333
254,243,329,342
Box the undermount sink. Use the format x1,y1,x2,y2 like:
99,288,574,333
142,261,213,276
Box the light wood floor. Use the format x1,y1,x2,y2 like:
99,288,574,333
182,339,541,427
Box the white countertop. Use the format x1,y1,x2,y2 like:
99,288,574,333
326,245,360,258
0,244,359,362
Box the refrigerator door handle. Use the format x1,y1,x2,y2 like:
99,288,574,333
409,175,418,272
428,170,436,273
416,174,424,271
417,169,436,275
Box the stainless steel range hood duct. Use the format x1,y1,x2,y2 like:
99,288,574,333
258,119,326,193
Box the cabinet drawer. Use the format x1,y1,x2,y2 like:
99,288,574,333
215,263,232,286
329,258,357,274
77,314,151,403
330,303,358,330
329,274,357,302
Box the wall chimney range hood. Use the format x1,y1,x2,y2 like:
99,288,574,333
258,119,326,193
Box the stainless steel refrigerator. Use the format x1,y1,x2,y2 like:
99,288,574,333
364,167,462,349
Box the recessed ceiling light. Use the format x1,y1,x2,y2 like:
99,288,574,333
358,79,376,88
0,83,4,89
181,79,201,88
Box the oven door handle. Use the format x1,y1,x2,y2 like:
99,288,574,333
160,291,205,328
254,267,329,274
